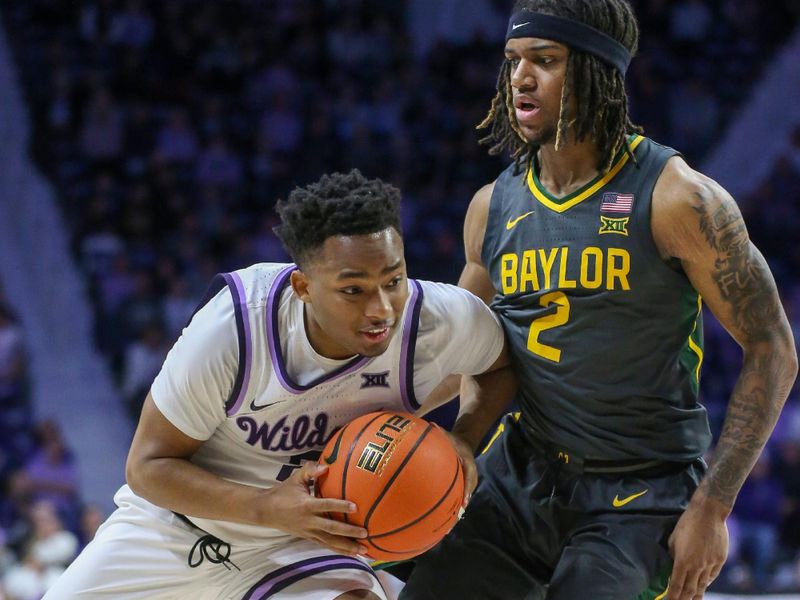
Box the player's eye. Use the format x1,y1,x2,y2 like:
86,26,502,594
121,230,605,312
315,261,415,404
386,276,403,288
340,287,361,295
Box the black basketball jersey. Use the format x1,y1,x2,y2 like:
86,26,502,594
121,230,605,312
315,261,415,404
482,135,711,462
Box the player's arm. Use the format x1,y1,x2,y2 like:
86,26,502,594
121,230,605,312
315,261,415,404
126,394,369,556
449,183,519,497
415,183,504,418
125,285,370,556
455,182,518,448
652,157,798,600
415,346,509,418
458,182,499,304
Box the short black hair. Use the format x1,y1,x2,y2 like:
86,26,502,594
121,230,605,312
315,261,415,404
479,0,642,174
274,169,402,266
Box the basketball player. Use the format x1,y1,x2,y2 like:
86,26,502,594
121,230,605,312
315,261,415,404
400,2,797,600
44,170,506,600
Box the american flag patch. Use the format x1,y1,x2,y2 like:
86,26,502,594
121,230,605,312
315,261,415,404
600,192,634,213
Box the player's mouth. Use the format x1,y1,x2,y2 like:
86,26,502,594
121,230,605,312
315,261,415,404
514,95,540,125
359,324,393,344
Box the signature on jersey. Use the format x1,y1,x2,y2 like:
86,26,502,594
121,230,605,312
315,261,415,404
236,413,335,452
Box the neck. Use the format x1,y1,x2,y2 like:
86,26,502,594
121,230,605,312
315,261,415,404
303,305,353,360
535,135,601,197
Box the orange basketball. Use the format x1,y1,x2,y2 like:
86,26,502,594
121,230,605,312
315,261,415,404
316,411,465,561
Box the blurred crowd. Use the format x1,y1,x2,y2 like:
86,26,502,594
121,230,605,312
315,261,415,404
1,0,799,596
0,286,104,600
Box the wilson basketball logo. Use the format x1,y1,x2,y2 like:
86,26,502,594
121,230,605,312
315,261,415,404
356,414,412,474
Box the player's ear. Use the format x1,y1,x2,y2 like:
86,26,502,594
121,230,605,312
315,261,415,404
290,269,312,303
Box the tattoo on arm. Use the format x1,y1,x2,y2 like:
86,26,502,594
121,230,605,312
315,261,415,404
693,188,779,340
706,360,782,504
691,186,791,506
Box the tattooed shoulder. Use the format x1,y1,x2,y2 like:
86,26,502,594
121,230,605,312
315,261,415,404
689,181,780,340
690,182,747,256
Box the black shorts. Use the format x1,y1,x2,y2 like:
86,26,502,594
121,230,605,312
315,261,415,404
400,413,706,600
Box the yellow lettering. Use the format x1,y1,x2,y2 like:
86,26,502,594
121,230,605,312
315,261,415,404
607,248,631,290
538,248,559,290
520,250,540,292
557,247,577,289
501,253,518,294
527,291,570,362
580,247,603,289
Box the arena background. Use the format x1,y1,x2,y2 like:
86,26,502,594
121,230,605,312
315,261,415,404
0,1,798,598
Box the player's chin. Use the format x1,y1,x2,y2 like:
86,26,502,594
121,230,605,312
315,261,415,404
355,330,395,356
357,340,392,357
518,122,554,146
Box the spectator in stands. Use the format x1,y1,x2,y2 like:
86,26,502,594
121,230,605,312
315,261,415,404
20,421,79,527
120,321,168,418
76,503,105,552
154,109,199,164
160,276,197,342
668,77,720,160
1,500,78,600
193,135,244,189
118,270,163,348
79,88,124,165
668,0,713,51
26,500,78,574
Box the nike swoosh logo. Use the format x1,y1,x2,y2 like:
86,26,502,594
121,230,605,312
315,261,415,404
612,489,648,507
249,399,282,411
506,211,534,230
323,429,346,465
512,21,530,30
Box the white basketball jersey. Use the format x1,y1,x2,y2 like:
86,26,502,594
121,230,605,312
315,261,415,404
150,263,503,545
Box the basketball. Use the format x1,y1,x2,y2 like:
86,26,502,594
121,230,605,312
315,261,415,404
316,411,465,561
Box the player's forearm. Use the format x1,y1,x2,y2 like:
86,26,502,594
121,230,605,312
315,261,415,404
452,366,517,452
127,457,270,525
416,374,461,417
697,337,797,510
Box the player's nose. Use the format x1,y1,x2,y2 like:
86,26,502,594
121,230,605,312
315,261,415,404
364,288,393,321
510,59,536,90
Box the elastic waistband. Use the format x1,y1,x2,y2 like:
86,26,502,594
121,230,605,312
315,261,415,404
519,425,689,476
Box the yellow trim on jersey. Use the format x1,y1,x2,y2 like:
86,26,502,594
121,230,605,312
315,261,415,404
526,134,645,213
654,581,670,600
481,411,521,454
687,295,704,383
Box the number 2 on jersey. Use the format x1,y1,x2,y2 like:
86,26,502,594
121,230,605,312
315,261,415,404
527,291,570,362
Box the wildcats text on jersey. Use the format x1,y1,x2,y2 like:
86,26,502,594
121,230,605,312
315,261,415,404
236,413,335,452
499,246,631,294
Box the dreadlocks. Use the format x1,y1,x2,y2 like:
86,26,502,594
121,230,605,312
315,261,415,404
478,0,643,174
273,169,402,268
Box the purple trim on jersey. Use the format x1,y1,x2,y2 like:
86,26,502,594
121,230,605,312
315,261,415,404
266,265,370,394
223,272,252,416
399,279,424,411
241,555,377,599
189,274,229,322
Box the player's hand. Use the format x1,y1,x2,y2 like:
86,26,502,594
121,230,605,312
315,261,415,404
666,492,729,600
444,431,478,506
262,462,369,557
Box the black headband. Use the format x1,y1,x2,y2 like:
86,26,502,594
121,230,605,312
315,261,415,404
506,11,631,75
